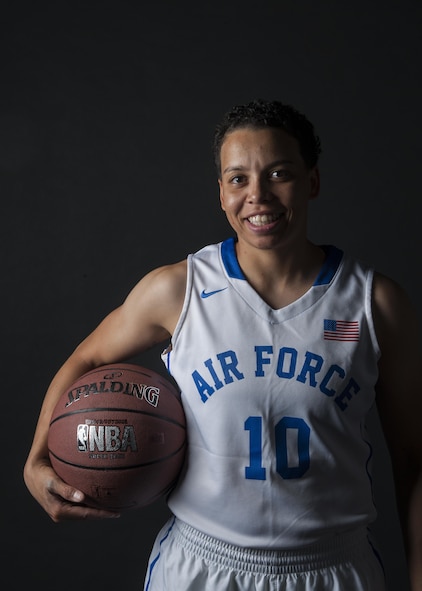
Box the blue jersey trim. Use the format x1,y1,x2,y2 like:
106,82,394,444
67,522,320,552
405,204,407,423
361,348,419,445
221,237,245,279
222,238,343,286
314,245,343,286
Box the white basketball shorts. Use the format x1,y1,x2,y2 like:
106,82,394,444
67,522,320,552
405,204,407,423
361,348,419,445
143,516,386,590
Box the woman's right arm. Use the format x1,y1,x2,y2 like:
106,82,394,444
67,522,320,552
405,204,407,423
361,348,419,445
23,260,187,521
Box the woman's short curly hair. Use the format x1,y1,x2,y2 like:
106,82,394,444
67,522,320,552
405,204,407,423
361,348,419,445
213,98,322,178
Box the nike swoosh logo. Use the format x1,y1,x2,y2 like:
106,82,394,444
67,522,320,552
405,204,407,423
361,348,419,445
200,287,228,299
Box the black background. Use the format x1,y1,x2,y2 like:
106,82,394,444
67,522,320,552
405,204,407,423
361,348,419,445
2,1,421,589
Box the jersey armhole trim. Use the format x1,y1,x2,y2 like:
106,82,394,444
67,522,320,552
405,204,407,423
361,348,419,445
366,268,381,360
165,255,193,356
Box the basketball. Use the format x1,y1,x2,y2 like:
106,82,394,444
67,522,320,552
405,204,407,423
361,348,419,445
48,363,186,511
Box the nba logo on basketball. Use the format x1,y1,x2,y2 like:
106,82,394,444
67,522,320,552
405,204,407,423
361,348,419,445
77,423,138,453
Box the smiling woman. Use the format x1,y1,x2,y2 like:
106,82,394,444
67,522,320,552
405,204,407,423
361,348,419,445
218,126,320,262
23,98,421,591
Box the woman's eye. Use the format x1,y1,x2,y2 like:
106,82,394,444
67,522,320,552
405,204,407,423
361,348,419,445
270,169,290,180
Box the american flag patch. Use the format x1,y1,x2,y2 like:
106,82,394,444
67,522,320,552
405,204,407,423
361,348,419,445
323,319,360,342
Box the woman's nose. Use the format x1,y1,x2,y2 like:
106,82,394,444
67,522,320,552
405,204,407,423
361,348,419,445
247,177,271,203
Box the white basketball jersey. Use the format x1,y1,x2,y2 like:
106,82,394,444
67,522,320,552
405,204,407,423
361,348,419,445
161,238,380,549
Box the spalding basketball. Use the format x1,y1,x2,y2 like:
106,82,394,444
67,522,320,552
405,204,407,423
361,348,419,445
48,363,186,511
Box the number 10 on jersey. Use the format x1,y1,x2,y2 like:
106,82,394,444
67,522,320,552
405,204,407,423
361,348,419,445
244,416,311,480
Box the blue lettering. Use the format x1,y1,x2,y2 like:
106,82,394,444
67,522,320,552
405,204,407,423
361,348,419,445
216,350,245,383
275,416,310,479
296,351,323,387
192,345,360,412
335,378,361,410
192,370,215,403
276,347,297,378
204,358,224,390
320,364,346,397
255,345,273,377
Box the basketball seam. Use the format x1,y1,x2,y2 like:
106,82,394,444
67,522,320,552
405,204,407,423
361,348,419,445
50,407,186,430
48,441,187,471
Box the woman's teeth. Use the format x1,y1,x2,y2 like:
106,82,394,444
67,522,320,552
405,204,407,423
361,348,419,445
248,213,280,226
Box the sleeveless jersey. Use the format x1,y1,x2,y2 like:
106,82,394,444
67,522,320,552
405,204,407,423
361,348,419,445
161,237,380,549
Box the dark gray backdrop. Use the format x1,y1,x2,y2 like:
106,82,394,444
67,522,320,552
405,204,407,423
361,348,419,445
2,1,421,589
